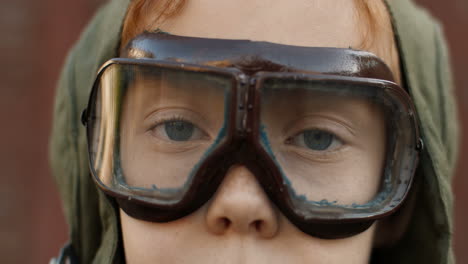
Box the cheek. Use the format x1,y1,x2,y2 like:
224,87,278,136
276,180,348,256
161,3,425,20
278,221,377,263
120,208,206,264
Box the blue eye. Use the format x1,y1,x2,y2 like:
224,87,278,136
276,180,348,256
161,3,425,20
289,129,342,151
150,118,207,143
164,120,195,141
303,130,333,150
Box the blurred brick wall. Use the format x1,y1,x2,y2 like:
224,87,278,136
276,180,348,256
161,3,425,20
413,0,468,261
0,0,465,263
0,0,105,263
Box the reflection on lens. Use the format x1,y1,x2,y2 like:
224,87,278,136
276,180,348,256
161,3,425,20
90,63,231,197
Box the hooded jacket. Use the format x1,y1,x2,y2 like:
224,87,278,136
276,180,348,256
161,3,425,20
49,0,459,263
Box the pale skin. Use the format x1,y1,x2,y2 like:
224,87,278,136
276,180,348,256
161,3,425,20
119,0,400,263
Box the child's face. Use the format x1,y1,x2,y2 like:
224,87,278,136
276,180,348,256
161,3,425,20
119,0,397,263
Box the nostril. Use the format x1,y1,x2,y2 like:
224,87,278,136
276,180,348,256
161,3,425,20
220,217,231,229
251,219,277,238
207,217,233,235
253,220,263,232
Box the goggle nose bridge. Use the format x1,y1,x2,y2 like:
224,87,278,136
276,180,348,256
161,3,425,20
235,73,254,137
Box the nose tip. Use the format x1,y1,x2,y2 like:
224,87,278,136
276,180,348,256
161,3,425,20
205,165,279,238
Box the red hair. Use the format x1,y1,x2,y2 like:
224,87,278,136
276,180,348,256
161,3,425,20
121,0,186,51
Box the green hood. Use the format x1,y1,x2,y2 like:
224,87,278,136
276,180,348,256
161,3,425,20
49,0,459,263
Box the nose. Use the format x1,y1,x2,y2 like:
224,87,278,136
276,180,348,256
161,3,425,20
205,165,279,238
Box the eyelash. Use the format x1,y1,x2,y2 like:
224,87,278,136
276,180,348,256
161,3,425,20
148,114,190,131
291,125,345,141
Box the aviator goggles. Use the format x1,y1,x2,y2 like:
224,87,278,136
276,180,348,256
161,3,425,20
82,32,422,239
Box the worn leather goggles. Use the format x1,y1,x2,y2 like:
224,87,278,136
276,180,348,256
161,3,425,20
82,32,422,239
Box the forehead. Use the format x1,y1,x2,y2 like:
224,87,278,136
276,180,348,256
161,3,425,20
160,0,362,48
